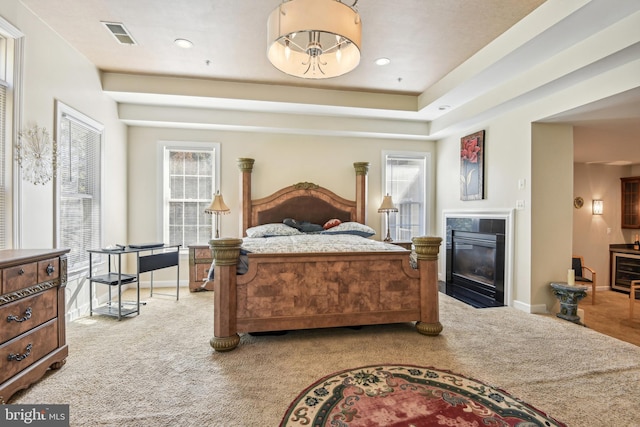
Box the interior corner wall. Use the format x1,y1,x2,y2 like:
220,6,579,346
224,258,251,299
436,49,639,314
2,1,127,249
1,1,127,319
435,114,533,310
531,123,574,310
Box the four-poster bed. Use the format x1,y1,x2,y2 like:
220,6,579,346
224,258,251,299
209,158,442,351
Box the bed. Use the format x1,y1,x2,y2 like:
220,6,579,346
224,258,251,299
209,158,443,351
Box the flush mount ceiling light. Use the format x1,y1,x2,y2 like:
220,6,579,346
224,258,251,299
267,0,362,79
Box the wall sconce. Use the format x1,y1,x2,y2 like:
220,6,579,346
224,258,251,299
592,199,604,215
205,190,230,238
378,194,398,242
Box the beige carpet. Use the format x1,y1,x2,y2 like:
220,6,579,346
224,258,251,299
11,289,640,426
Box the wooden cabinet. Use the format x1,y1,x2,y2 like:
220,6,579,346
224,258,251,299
188,245,213,292
389,240,413,250
0,249,69,403
621,176,640,228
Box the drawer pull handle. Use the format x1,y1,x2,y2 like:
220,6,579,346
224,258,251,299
18,268,24,275
46,264,55,275
7,343,32,362
7,307,32,323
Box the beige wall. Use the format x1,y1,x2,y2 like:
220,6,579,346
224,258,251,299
531,123,573,311
127,126,436,282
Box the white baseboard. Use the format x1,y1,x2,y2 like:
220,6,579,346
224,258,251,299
512,299,549,314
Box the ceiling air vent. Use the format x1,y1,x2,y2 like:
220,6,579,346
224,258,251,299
101,21,137,45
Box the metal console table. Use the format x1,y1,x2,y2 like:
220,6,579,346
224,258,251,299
87,244,181,320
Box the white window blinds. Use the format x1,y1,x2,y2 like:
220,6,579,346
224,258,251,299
57,109,102,273
164,147,215,247
0,80,6,249
383,152,430,240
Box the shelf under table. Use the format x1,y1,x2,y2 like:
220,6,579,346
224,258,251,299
92,303,139,318
90,273,137,285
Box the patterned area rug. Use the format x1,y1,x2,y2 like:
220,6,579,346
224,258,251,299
280,364,566,427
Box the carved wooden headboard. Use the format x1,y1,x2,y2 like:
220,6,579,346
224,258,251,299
236,158,369,237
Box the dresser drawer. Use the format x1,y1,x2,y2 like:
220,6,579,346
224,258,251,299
1,262,38,295
0,319,59,384
193,247,212,262
194,263,211,282
0,288,57,344
38,257,60,283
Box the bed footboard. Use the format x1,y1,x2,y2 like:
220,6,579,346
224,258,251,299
210,237,442,352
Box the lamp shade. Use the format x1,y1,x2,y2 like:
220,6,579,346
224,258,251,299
205,191,230,214
378,194,398,213
267,0,362,79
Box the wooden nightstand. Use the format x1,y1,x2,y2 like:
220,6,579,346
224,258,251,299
188,245,214,292
388,240,412,250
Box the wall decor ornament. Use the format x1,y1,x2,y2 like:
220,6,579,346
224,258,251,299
460,130,485,201
15,125,57,185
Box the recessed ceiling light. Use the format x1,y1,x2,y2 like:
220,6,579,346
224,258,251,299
438,105,451,111
375,57,390,66
174,38,193,49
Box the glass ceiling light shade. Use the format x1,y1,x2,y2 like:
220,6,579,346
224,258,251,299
267,0,362,79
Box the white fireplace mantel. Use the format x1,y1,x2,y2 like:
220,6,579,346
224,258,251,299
442,209,515,307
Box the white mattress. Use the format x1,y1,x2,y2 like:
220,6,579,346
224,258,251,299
241,234,407,254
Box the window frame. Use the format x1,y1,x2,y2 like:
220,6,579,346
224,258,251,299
381,150,431,241
157,140,220,251
54,100,105,277
0,16,24,249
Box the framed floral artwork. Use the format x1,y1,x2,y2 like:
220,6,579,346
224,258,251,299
460,130,485,201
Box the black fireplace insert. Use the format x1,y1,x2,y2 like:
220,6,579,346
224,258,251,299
446,226,505,308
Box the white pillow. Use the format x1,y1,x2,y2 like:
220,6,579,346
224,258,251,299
321,222,376,238
246,223,303,238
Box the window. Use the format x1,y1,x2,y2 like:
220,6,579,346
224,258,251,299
382,151,430,240
0,60,6,249
160,142,220,248
55,102,103,275
0,17,24,249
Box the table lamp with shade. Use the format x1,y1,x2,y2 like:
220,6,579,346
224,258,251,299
205,190,230,238
378,194,398,242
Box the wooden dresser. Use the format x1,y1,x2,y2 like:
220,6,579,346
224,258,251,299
188,245,214,292
0,249,70,403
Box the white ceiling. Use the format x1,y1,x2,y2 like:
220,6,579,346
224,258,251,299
20,0,546,95
19,0,640,163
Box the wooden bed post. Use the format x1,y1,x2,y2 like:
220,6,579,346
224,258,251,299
412,236,443,336
209,238,243,351
237,158,255,237
353,162,369,224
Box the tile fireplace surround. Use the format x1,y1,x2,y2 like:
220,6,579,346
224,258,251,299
442,209,515,308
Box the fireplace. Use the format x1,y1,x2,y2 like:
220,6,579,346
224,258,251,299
445,215,508,308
